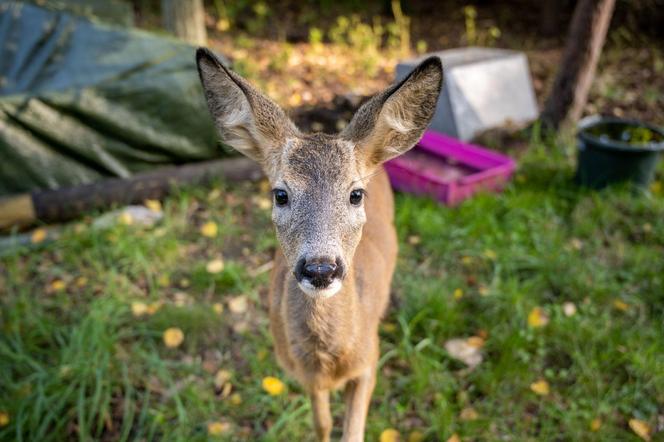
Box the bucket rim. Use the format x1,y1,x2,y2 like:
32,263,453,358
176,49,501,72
577,115,664,153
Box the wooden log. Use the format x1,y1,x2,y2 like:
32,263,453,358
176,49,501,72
0,157,262,229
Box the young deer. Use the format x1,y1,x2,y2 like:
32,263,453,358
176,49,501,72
197,48,442,441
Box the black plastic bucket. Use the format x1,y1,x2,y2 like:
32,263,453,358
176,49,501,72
575,116,664,189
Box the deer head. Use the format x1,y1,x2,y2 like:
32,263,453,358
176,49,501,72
197,49,442,298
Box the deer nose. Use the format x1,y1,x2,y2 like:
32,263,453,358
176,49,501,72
295,257,342,288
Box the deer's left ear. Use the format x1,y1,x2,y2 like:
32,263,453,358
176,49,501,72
341,57,443,167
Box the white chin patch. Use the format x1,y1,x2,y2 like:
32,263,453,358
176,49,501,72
298,279,342,298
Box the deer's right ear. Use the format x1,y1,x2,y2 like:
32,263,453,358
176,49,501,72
196,48,299,164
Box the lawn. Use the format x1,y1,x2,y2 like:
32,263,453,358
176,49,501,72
1,138,663,441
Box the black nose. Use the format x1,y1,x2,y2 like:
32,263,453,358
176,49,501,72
294,257,343,289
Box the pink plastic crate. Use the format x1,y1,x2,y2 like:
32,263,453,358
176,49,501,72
384,131,516,206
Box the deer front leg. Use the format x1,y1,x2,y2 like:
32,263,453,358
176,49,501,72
310,389,332,442
341,366,377,442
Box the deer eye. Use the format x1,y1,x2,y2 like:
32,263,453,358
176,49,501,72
349,189,364,206
273,189,289,206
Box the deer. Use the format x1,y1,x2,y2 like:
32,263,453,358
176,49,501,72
196,48,442,441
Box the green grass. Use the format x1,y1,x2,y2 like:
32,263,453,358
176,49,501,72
1,142,663,441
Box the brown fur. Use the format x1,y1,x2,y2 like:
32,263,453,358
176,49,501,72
197,48,442,441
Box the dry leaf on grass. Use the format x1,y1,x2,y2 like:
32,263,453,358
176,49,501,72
0,411,9,427
447,433,461,442
528,307,549,328
200,221,218,238
206,258,225,274
629,418,651,441
530,379,550,396
590,418,601,431
31,228,47,244
380,428,400,442
163,328,184,348
407,430,424,442
207,421,231,435
444,338,483,369
228,296,248,314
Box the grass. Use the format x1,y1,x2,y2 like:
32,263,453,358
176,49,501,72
1,140,663,441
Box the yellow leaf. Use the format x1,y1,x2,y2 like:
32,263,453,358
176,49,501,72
629,419,651,441
131,302,148,317
590,418,601,432
31,228,47,244
407,430,424,442
461,256,473,265
613,299,629,312
478,285,490,296
0,411,9,427
650,180,661,195
483,249,497,260
206,258,225,274
144,199,162,213
528,307,549,328
119,211,133,225
214,369,232,388
75,276,88,288
530,379,550,396
453,288,464,300
466,336,485,348
50,279,66,292
215,18,230,32
146,302,161,315
207,421,230,435
381,322,398,333
459,406,479,421
229,393,242,405
254,196,271,210
163,327,184,348
262,376,285,396
200,221,218,238
213,303,224,314
380,428,400,442
447,433,461,442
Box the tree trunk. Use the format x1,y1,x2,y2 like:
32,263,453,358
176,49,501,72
162,0,207,46
541,0,615,130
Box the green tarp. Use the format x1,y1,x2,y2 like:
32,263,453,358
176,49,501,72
0,2,223,196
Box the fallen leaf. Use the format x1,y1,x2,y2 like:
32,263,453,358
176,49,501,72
453,288,464,300
466,336,485,348
459,406,479,421
650,180,661,195
254,196,271,210
461,256,473,265
444,338,483,369
213,303,224,314
228,296,248,314
49,279,66,292
380,428,400,442
200,221,218,238
31,228,47,244
119,211,133,225
163,328,184,348
206,258,225,274
75,276,88,288
229,393,242,405
629,418,651,441
447,433,461,442
131,302,148,317
483,249,497,260
563,302,577,317
207,421,230,435
530,379,550,396
262,376,285,396
0,411,8,427
146,302,161,315
174,292,190,307
590,418,601,432
381,322,398,333
478,285,490,296
613,299,629,312
407,430,424,442
144,199,162,213
528,307,549,328
214,370,232,388
408,235,421,245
